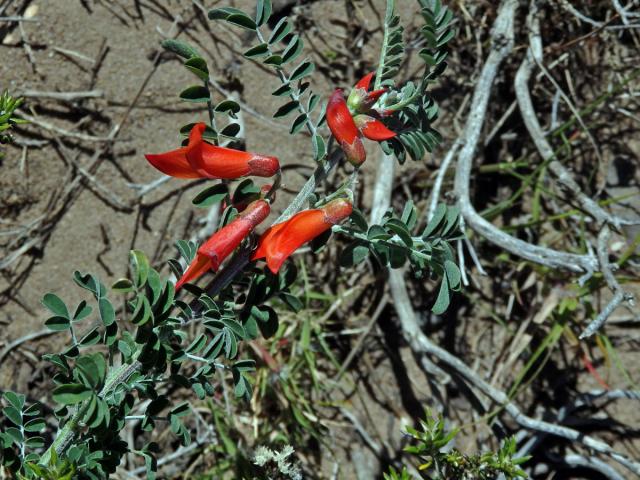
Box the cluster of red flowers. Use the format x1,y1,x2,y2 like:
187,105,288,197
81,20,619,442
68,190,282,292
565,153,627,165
145,74,393,291
326,72,396,166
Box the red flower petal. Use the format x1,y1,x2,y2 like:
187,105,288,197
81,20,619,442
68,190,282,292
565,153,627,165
355,72,375,91
264,210,329,274
251,221,288,264
354,115,396,141
349,73,386,112
185,123,280,179
327,90,366,165
327,90,359,145
365,88,386,104
144,147,201,178
145,123,279,180
175,253,213,291
200,199,270,264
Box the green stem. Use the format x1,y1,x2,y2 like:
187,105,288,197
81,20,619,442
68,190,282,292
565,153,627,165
332,225,433,261
374,0,395,90
254,28,317,139
276,152,340,223
40,360,142,465
205,79,218,143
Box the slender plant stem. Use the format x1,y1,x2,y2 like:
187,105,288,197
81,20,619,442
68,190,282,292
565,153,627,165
374,0,395,91
254,28,317,139
275,152,341,223
40,360,142,465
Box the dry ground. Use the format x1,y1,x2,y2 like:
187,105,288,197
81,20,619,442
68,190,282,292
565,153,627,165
1,0,640,479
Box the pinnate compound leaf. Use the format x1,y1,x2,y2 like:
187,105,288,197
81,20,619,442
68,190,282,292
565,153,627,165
244,43,269,58
75,353,107,389
385,218,413,247
130,249,150,287
208,6,245,19
312,134,326,160
3,406,21,426
423,203,447,238
5,427,22,444
264,54,283,66
234,359,256,372
308,93,320,112
23,418,45,432
340,242,369,267
401,200,418,230
444,259,461,291
112,278,134,293
227,13,257,30
215,100,240,116
251,305,279,338
208,8,256,30
272,84,293,96
349,208,369,231
79,327,101,346
279,292,303,312
290,114,307,134
220,122,241,138
73,271,105,298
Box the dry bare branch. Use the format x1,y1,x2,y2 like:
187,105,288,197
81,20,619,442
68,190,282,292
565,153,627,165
452,0,598,273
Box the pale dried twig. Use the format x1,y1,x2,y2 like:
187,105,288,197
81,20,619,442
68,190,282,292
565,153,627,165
579,226,634,338
393,265,640,474
453,0,598,273
427,138,461,222
20,90,104,101
515,2,627,230
17,111,113,143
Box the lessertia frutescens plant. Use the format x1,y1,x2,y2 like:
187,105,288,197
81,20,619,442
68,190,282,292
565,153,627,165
0,1,463,478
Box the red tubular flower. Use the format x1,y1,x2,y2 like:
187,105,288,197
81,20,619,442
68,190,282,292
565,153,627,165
176,199,271,291
353,114,396,141
252,198,353,274
326,90,366,166
145,122,280,179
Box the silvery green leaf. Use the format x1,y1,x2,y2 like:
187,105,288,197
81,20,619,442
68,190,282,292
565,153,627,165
269,18,291,44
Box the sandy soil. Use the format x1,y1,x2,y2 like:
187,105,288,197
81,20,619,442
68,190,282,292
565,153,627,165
1,0,640,479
